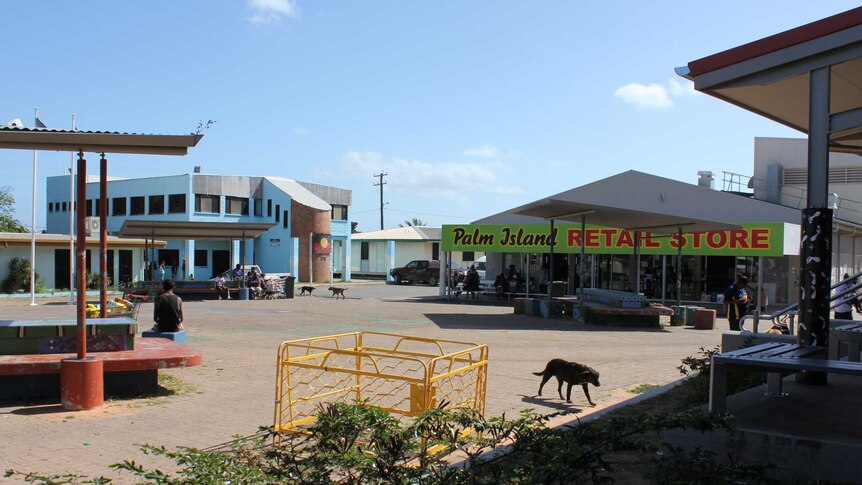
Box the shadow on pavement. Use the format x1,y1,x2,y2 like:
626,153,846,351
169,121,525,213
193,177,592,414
518,394,584,413
423,313,671,333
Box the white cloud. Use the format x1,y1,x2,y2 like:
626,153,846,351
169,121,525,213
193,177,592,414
614,78,700,109
293,127,311,135
463,144,500,159
614,83,673,109
339,151,522,202
247,0,299,24
668,78,697,97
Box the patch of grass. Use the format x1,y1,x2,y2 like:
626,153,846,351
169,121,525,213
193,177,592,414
157,373,196,395
627,383,660,394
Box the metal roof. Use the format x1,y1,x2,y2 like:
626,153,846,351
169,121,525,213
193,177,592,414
679,7,862,153
474,170,806,232
116,220,275,240
265,177,331,211
0,125,202,155
351,226,440,242
0,232,166,248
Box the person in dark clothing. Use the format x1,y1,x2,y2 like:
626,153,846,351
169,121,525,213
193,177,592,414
153,279,184,332
725,275,749,331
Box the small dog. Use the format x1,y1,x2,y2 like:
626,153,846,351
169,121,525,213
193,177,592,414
328,286,347,299
299,286,315,296
533,358,601,406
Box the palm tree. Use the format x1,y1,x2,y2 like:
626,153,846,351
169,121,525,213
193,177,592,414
399,218,426,227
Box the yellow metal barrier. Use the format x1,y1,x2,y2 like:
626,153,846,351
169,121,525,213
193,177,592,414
273,332,488,439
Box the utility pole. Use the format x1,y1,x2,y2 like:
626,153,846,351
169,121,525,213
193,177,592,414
373,172,387,230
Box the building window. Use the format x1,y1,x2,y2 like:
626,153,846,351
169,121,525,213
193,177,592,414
332,204,348,220
267,199,272,217
48,203,53,213
85,200,93,217
275,204,280,223
283,210,288,228
62,201,67,211
149,195,165,214
360,242,369,260
226,196,248,215
168,194,186,214
194,249,208,267
195,194,219,213
130,196,145,215
462,251,475,261
254,198,263,217
432,242,440,260
113,198,126,216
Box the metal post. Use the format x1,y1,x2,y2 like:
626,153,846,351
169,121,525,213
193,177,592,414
309,233,313,284
755,256,764,333
29,107,39,307
526,253,531,298
676,228,682,308
68,116,75,304
579,216,586,300
798,66,833,368
661,254,667,305
76,151,87,360
632,231,640,294
99,153,108,318
548,219,555,299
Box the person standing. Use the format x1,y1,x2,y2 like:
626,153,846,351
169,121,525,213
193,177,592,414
153,279,184,332
158,261,166,281
725,274,750,331
833,273,861,320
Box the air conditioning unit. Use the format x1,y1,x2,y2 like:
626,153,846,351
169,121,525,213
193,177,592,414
85,217,100,236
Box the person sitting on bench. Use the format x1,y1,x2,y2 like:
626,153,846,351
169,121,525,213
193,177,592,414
215,274,230,300
152,279,185,333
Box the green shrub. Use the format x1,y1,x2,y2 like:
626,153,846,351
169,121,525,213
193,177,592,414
1,257,42,293
678,344,764,405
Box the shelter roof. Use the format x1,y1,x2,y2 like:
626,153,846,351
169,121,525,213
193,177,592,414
116,220,274,240
0,126,201,155
474,170,800,231
0,232,166,248
351,226,440,242
265,177,331,211
679,7,862,153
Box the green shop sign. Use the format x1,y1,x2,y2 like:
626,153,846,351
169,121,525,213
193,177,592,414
441,223,790,256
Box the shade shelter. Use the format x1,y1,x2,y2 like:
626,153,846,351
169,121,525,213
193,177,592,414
678,6,862,357
117,220,275,281
0,125,201,410
508,173,740,307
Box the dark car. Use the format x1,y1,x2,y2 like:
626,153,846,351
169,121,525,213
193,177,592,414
390,260,460,286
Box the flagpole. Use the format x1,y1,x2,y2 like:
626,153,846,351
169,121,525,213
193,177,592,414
29,107,38,306
69,114,76,305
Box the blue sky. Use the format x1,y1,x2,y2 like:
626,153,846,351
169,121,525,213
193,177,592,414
2,1,859,232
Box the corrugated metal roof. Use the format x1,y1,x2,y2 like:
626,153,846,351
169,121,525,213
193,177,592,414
351,226,440,241
265,177,331,211
0,125,202,155
0,125,181,136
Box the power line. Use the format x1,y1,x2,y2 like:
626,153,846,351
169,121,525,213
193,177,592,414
373,172,387,230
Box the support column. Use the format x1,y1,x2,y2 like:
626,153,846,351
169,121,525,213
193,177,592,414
579,216,586,299
61,150,104,411
632,231,640,293
548,219,555,299
676,228,682,308
76,152,88,358
99,153,108,318
798,66,832,385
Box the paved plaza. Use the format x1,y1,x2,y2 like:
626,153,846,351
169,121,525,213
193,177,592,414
0,282,725,480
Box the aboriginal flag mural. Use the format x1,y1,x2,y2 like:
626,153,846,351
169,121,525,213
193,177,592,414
313,233,332,254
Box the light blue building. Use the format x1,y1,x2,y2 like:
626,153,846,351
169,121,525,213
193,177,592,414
45,173,352,284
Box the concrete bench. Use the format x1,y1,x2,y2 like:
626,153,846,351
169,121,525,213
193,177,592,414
710,342,862,414
142,329,186,345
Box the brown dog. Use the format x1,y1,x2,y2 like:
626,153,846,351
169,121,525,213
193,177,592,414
328,286,347,299
533,358,601,406
299,286,315,296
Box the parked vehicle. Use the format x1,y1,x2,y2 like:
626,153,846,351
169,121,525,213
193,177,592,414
461,255,486,279
210,265,291,282
390,260,460,286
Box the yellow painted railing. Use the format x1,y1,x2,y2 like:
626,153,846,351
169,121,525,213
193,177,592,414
273,332,488,441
